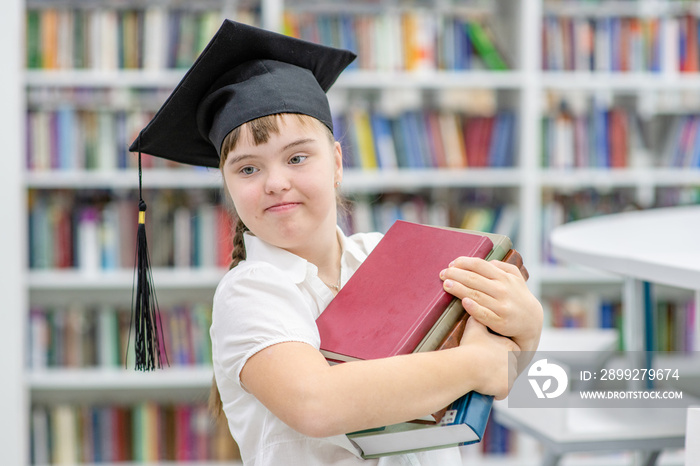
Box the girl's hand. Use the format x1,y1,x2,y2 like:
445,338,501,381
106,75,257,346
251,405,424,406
458,316,520,400
440,256,543,355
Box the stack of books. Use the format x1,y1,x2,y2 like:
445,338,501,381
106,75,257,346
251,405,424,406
315,220,528,458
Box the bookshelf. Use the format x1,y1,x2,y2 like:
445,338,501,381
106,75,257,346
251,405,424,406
3,0,28,465
8,0,699,464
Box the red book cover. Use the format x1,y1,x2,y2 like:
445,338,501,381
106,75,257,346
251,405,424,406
175,405,192,461
316,220,494,362
463,116,481,167
479,116,495,167
684,15,699,73
608,108,628,168
217,205,234,268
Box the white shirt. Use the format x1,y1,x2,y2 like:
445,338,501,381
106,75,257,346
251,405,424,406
211,227,463,466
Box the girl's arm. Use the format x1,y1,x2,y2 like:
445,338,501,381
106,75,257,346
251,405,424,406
240,316,519,438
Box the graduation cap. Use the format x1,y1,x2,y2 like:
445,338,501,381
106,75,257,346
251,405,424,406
128,20,356,370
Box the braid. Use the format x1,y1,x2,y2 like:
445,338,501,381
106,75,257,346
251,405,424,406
229,217,248,270
210,217,249,420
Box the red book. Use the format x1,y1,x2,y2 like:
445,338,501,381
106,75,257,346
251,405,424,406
316,220,494,363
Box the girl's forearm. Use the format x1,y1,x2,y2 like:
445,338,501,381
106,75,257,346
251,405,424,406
303,346,484,437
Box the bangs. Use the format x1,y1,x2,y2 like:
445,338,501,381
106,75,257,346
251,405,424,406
219,114,330,168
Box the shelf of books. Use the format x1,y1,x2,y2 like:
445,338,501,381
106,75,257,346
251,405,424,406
18,0,537,462
537,0,700,393
12,0,699,464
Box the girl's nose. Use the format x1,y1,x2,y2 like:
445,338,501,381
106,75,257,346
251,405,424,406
264,168,291,194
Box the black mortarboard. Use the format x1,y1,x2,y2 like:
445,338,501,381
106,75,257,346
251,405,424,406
129,19,356,168
127,20,355,371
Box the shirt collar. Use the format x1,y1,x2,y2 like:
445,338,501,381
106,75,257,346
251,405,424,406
243,226,356,285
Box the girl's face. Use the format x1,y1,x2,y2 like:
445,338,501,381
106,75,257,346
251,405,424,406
222,114,343,255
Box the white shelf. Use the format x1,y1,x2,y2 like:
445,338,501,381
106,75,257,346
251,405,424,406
25,69,527,90
25,69,187,88
25,168,524,191
336,70,527,90
25,169,223,189
28,366,213,391
539,265,622,285
29,366,215,404
28,268,226,290
540,168,700,189
342,168,523,192
542,72,700,91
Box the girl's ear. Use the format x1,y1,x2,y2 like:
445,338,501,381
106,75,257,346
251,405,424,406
333,140,343,185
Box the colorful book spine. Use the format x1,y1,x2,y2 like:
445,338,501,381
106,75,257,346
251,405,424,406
27,191,234,271
27,303,213,370
30,402,240,464
342,194,519,244
338,108,516,171
283,10,508,71
25,7,254,71
541,103,634,169
541,10,700,74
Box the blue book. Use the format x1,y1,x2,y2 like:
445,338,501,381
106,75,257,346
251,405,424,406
398,113,420,168
391,118,410,168
691,116,700,167
415,112,435,168
610,18,621,71
592,101,608,167
347,391,493,458
340,15,358,62
56,106,76,170
459,20,472,70
489,112,515,168
370,113,397,170
600,300,615,329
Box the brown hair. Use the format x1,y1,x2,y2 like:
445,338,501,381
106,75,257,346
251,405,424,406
209,113,337,420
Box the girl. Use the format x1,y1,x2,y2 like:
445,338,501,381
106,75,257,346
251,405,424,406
131,20,543,466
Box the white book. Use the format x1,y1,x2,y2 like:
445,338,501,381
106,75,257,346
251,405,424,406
97,110,117,171
31,406,50,465
144,6,167,71
197,204,217,268
97,305,118,367
174,206,192,268
57,9,73,69
51,405,78,464
595,17,610,72
98,10,119,71
662,16,679,76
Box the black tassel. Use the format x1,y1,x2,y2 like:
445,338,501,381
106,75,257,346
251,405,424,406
129,142,168,371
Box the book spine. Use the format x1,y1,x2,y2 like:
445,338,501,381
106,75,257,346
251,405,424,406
542,95,641,169
283,10,508,71
28,304,213,368
27,190,233,271
338,108,515,171
543,12,670,73
25,7,259,71
31,401,240,463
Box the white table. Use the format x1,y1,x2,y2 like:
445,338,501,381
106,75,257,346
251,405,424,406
549,204,700,354
496,205,700,466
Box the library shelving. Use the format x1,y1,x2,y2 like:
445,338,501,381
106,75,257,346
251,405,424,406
7,0,700,464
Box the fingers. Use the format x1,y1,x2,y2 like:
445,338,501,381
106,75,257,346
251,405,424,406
449,256,521,279
462,317,520,354
440,263,502,303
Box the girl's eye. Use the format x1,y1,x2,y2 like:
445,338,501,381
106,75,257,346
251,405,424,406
240,166,258,175
289,155,308,165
